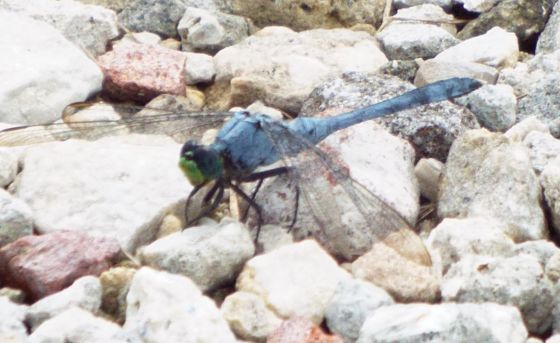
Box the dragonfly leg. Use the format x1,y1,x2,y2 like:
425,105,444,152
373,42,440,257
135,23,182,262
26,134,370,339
287,185,300,232
238,166,290,221
185,181,225,227
229,181,263,243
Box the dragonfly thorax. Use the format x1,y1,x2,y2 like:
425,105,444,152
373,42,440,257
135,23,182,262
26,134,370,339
179,140,224,185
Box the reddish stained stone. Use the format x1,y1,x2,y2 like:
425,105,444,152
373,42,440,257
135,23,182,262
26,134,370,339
0,231,121,300
267,317,343,343
97,42,188,102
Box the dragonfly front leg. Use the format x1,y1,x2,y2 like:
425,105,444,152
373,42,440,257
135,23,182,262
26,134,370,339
184,181,225,227
228,181,264,242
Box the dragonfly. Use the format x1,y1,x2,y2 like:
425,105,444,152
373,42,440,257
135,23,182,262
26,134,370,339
0,77,481,265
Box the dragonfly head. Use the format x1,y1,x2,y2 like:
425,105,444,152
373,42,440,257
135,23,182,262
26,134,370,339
179,140,223,185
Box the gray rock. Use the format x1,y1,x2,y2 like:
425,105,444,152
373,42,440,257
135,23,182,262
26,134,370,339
0,11,102,125
391,4,457,35
221,291,282,342
356,302,528,343
435,27,519,68
438,129,546,242
517,73,560,138
26,276,102,331
427,217,515,274
185,52,216,85
393,0,452,11
414,158,443,202
124,267,236,343
236,240,349,324
10,136,190,254
541,158,560,236
0,297,27,341
0,0,119,56
325,278,394,343
523,131,560,175
301,73,479,160
0,189,33,248
138,220,254,292
537,0,560,54
414,60,498,86
442,254,555,335
0,148,17,188
30,307,140,343
178,7,250,54
466,84,517,131
118,0,186,37
211,27,387,114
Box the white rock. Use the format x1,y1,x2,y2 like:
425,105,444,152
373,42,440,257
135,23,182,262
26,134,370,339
138,220,254,292
393,0,452,11
325,278,394,343
378,23,459,60
467,84,517,131
221,291,282,342
236,240,349,324
392,4,457,34
414,157,443,202
0,148,17,187
244,101,283,121
11,137,190,254
213,27,388,114
0,11,103,125
0,189,33,247
124,267,236,343
438,129,546,242
0,297,27,341
185,52,216,85
117,31,162,47
541,158,560,236
537,0,560,54
523,131,560,175
0,0,119,56
414,59,498,86
515,240,560,268
442,254,555,335
435,27,519,68
26,276,102,331
548,335,560,343
30,307,139,343
458,0,502,12
505,117,550,142
517,73,560,138
546,252,560,283
427,217,515,274
356,302,527,343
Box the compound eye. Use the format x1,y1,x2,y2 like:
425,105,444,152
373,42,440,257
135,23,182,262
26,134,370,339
184,151,194,159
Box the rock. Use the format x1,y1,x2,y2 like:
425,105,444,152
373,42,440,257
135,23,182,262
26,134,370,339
414,158,443,202
236,240,349,324
97,42,188,102
300,73,479,160
466,84,517,131
0,287,26,304
324,278,394,343
124,267,236,343
441,254,555,335
435,27,519,68
30,307,140,343
221,291,282,342
0,11,102,125
517,73,560,138
523,131,560,175
427,217,516,274
438,129,546,242
73,0,131,12
178,7,250,54
352,242,438,302
244,101,283,121
545,252,560,283
0,297,27,341
117,0,186,37
356,302,528,343
414,60,498,86
185,52,216,85
230,0,385,31
458,0,502,12
549,335,560,343
138,220,254,292
99,266,136,324
391,4,457,35
267,317,343,343
0,189,33,248
0,0,119,56
457,0,554,48
9,137,190,254
26,276,102,331
505,117,550,143
249,224,293,254
393,0,452,11
115,31,162,47
541,158,560,236
537,0,560,54
379,59,420,83
0,231,121,300
514,240,560,269
210,27,388,113
0,149,17,187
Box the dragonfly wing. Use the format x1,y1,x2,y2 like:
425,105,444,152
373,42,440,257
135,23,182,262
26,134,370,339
259,119,432,266
0,103,233,146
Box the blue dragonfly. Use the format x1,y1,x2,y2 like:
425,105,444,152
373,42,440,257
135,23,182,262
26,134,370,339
0,77,481,265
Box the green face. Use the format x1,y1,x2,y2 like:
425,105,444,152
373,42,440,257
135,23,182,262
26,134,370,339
179,153,206,185
179,144,224,186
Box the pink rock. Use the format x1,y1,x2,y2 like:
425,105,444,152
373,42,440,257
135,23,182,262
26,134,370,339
267,317,343,343
97,42,187,102
0,231,121,300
